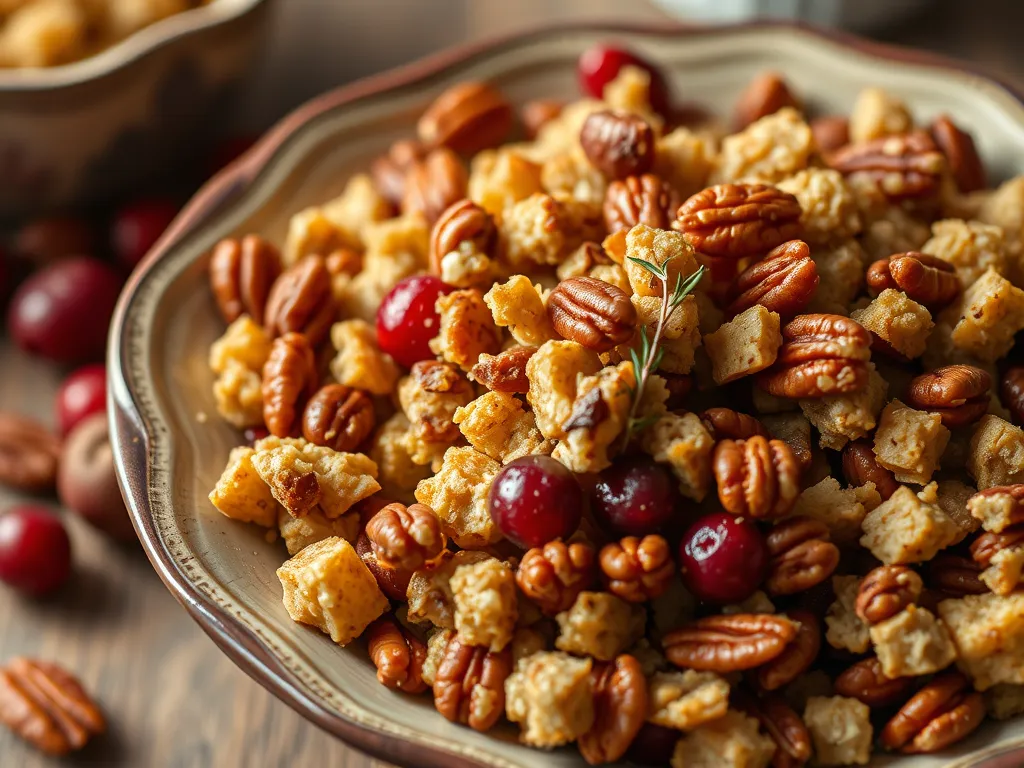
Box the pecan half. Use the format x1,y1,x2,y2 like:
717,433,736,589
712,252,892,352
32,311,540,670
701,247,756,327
418,81,513,156
757,314,871,399
371,138,427,206
841,439,899,500
970,525,1024,569
547,276,637,352
834,656,915,707
324,247,363,278
1000,366,1024,426
739,693,812,768
433,633,512,732
516,539,597,616
0,658,105,756
264,254,337,347
826,130,945,200
926,554,987,597
905,365,991,428
0,412,60,492
599,535,674,602
757,610,821,692
429,199,496,276
366,616,429,694
262,332,318,437
402,147,469,224
579,655,648,765
470,347,535,393
522,98,563,139
663,613,799,673
699,408,769,441
930,115,986,194
732,71,800,130
674,183,803,261
356,533,413,601
855,565,924,625
209,234,282,325
580,110,655,180
603,174,680,234
810,115,849,153
726,240,818,320
713,436,801,520
301,384,375,452
765,518,839,596
865,252,961,311
881,672,985,754
365,502,447,572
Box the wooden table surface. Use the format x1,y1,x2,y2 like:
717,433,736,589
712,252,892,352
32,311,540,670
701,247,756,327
2,0,1023,766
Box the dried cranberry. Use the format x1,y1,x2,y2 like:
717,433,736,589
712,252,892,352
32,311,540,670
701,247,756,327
678,512,767,604
591,456,680,536
488,455,584,549
111,198,178,268
55,363,106,437
0,506,72,597
577,43,669,115
376,275,454,368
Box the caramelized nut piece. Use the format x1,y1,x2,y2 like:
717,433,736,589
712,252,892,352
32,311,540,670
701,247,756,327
578,655,648,765
757,610,821,692
699,408,769,441
834,656,915,708
826,130,946,200
905,365,991,428
841,439,899,501
418,81,513,156
366,616,429,694
470,347,536,393
930,115,986,193
262,333,318,438
371,138,427,206
516,540,597,616
926,554,988,597
429,199,496,276
521,98,563,139
209,234,282,325
713,436,801,520
402,147,468,224
743,693,812,768
357,533,413,602
855,565,924,625
599,535,674,602
1000,366,1024,426
603,173,679,234
733,71,800,130
301,384,375,452
0,412,60,493
765,518,839,596
662,613,799,673
433,633,512,732
580,110,656,180
264,254,337,347
810,115,850,153
865,252,961,311
726,240,819,320
547,276,637,353
970,525,1024,569
365,502,446,572
881,672,985,754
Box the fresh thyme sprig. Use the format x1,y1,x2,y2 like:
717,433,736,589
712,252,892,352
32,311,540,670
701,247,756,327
620,260,707,451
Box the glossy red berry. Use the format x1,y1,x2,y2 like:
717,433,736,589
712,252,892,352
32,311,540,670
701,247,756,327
111,198,178,268
591,456,680,536
55,363,106,437
376,275,454,368
577,43,669,115
7,256,122,363
489,455,584,549
0,506,72,597
678,512,767,604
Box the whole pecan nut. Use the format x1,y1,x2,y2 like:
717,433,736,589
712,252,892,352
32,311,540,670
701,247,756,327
662,613,799,673
740,693,812,768
365,502,447,572
0,412,60,492
732,71,800,130
726,240,819,320
756,610,821,692
262,332,318,438
209,234,282,325
713,436,801,520
826,130,945,200
855,565,924,625
699,407,769,441
580,110,656,180
834,656,915,707
371,138,428,206
264,254,337,347
930,115,987,194
673,183,803,261
905,365,991,428
429,199,497,276
522,98,563,140
470,346,536,393
810,115,849,153
366,616,429,694
356,533,414,602
756,314,871,399
516,539,597,616
865,252,961,311
970,525,1024,569
433,633,512,732
765,518,839,596
417,81,513,156
926,554,988,597
547,276,637,353
578,654,648,765
881,672,985,754
603,173,679,234
841,439,900,500
301,384,375,452
401,147,469,225
1001,366,1024,426
599,535,675,603
0,657,105,756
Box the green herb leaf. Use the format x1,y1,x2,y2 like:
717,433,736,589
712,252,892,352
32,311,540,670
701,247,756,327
626,255,667,280
629,414,661,434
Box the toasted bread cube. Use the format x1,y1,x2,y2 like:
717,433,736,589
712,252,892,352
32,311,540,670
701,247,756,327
950,268,1024,361
670,710,776,768
551,361,634,474
980,546,1024,596
450,559,517,652
277,536,388,646
623,224,698,299
555,591,645,661
278,507,359,556
415,447,501,548
406,550,492,628
789,477,878,546
860,486,959,564
939,592,1024,690
803,696,873,766
368,413,430,498
968,487,1024,532
283,206,355,266
931,480,980,543
800,364,888,450
850,289,933,358
640,412,714,502
712,107,813,185
526,340,602,440
869,606,957,678
630,295,701,375
209,315,272,374
825,575,869,654
454,391,552,464
429,289,502,371
648,671,730,731
969,415,1024,489
703,305,782,385
320,173,392,248
209,446,280,527
849,87,912,144
505,651,594,748
922,218,1007,287
872,399,950,484
329,319,400,396
397,361,475,467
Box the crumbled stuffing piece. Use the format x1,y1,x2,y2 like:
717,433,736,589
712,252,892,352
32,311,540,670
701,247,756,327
938,592,1024,690
415,447,502,548
278,507,359,556
451,559,517,652
209,446,280,527
398,362,475,467
851,289,933,359
980,546,1024,596
825,575,869,654
803,696,873,766
623,224,699,298
790,477,878,546
526,340,602,440
967,487,1023,533
551,361,634,474
483,274,558,347
654,127,716,200
429,289,502,371
554,591,645,661
406,550,492,628
777,168,861,245
629,294,701,374
468,148,544,219
932,480,980,542
369,413,431,499
648,670,730,731
640,411,715,501
330,319,400,396
949,268,1024,361
869,605,958,678
872,399,950,484
849,87,913,144
968,415,1024,489
860,486,959,564
923,218,1007,287
808,240,867,316
670,710,777,768
454,391,552,464
800,364,888,450
711,107,813,184
703,305,782,384
505,651,594,748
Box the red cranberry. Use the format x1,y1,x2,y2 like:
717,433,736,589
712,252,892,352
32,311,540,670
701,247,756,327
7,256,122,363
488,455,584,549
678,512,767,604
55,363,106,436
0,506,72,596
111,198,178,268
577,43,669,115
626,722,680,766
376,275,454,368
591,456,680,536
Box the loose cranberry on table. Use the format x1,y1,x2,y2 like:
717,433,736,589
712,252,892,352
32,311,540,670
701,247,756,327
590,456,680,536
110,198,178,268
577,43,669,115
678,512,767,604
55,364,106,437
0,506,72,597
488,455,584,549
7,256,122,363
375,275,454,368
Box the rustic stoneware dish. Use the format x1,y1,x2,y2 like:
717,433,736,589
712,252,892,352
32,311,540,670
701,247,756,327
109,22,1024,768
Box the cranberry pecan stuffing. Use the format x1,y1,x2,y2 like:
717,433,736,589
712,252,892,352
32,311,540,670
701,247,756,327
713,436,801,520
726,240,819,320
765,518,839,596
578,655,648,765
673,183,803,260
371,138,428,206
855,565,924,625
301,384,375,452
418,81,513,156
580,110,656,180
826,130,946,200
662,613,799,673
209,234,282,325
970,525,1024,569
926,554,987,597
402,147,469,224
0,412,60,493
366,616,429,694
365,502,447,572
547,276,637,353
756,314,871,399
0,657,105,756
930,115,987,193
599,535,675,602
603,174,679,234
810,115,849,153
904,365,991,428
262,332,318,438
841,439,899,500
757,610,821,692
429,199,497,275
433,633,512,732
699,408,769,441
470,347,536,393
865,252,961,311
732,71,800,130
1000,366,1024,426
881,672,985,754
521,98,563,139
264,254,337,347
834,656,916,707
516,540,597,616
